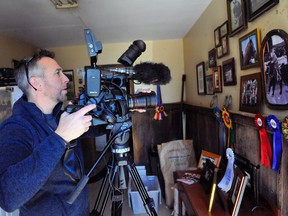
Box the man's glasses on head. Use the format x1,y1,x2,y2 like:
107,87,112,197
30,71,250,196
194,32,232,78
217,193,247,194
24,57,37,91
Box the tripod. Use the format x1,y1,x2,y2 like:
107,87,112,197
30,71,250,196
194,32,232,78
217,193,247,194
67,120,158,216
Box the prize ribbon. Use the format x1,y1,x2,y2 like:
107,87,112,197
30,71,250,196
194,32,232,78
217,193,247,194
281,116,288,142
267,115,282,172
154,85,167,120
213,106,226,156
222,108,232,148
254,114,272,168
218,148,234,192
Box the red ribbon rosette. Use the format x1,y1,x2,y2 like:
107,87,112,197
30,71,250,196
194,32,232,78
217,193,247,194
254,114,272,168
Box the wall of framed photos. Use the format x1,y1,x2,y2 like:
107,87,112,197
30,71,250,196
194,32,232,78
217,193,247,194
183,0,287,215
183,0,287,118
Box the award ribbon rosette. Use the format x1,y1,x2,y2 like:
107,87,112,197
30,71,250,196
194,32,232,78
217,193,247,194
154,85,168,120
218,148,234,192
213,106,226,156
221,108,233,149
254,114,272,168
267,115,282,172
281,116,288,142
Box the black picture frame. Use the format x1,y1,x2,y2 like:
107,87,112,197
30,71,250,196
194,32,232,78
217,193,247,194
247,0,279,22
199,158,216,193
239,72,262,114
239,28,261,70
223,57,236,86
227,0,247,37
222,35,230,57
214,27,221,47
206,75,214,95
260,29,288,109
228,167,248,216
212,66,222,93
234,153,260,202
196,62,206,95
219,21,228,38
208,48,217,68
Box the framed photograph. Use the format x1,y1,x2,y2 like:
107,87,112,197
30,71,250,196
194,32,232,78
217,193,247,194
222,35,230,56
239,28,261,70
217,45,223,59
223,57,236,86
196,62,206,95
227,0,247,37
260,29,288,109
219,21,228,37
208,48,217,68
214,27,221,47
234,153,260,202
63,70,75,100
239,72,262,113
212,66,222,93
197,150,222,170
247,0,279,22
205,75,214,95
199,158,217,193
228,167,249,216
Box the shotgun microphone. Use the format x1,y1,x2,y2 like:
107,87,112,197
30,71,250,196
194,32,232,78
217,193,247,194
133,62,171,85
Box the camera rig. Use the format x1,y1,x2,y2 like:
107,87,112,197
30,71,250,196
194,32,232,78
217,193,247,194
66,29,158,216
66,29,156,127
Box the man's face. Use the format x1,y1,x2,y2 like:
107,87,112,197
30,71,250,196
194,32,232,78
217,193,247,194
38,57,69,104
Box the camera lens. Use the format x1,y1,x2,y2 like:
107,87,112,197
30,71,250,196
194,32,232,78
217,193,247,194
128,92,157,109
118,40,146,66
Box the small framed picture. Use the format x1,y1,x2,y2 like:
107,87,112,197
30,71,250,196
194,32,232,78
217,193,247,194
223,57,236,86
214,27,221,47
239,28,261,70
208,48,217,68
247,0,279,22
239,72,262,114
212,66,222,93
227,0,247,36
228,167,249,216
219,21,228,37
217,46,223,59
205,75,214,95
199,158,217,193
196,62,206,95
260,29,288,109
221,35,230,56
197,150,222,170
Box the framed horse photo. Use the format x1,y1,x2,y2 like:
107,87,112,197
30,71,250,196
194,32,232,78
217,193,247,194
239,72,262,113
227,0,247,37
239,28,261,70
260,29,288,109
247,0,279,22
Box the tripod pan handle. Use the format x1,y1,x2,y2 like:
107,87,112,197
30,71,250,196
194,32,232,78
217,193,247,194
66,175,89,204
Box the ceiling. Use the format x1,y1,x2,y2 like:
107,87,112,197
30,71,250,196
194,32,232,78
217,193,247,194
0,0,212,48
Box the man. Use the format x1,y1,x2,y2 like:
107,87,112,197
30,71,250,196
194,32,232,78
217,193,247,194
268,48,282,96
0,49,96,215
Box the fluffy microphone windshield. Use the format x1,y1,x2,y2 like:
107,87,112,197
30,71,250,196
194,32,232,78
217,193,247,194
133,62,171,85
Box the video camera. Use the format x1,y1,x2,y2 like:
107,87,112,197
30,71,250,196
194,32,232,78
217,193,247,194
66,29,157,126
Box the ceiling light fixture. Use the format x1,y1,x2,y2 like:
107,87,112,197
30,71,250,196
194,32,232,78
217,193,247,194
50,0,78,9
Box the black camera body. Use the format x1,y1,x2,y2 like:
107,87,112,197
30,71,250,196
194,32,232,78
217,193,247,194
67,29,156,126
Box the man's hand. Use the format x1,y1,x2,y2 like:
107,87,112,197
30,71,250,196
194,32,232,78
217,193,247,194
55,104,96,142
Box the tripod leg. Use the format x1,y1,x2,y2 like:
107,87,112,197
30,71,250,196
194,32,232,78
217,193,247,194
127,164,158,216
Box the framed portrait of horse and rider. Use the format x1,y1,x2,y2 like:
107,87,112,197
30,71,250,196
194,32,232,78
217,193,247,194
239,28,261,70
227,0,247,37
260,29,288,110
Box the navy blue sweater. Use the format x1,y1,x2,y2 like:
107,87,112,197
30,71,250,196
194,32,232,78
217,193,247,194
0,96,89,216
